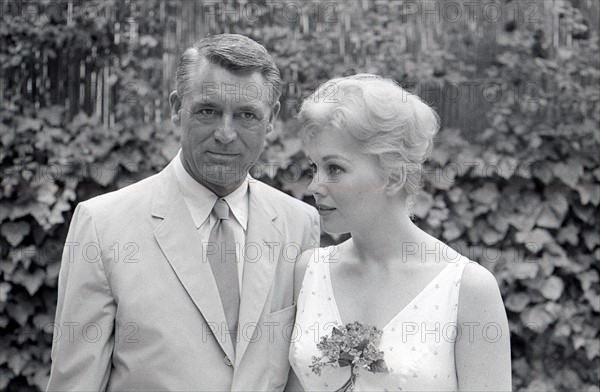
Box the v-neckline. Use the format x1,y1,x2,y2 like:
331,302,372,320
325,258,452,332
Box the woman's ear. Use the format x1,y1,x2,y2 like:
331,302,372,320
169,91,182,126
385,167,406,197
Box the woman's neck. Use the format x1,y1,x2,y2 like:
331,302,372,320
347,202,432,269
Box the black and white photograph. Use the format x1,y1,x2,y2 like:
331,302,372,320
0,1,598,391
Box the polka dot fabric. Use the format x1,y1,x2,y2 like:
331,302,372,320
290,247,470,391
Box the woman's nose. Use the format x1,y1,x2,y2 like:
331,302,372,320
307,176,326,197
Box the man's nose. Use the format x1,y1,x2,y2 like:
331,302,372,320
214,116,237,144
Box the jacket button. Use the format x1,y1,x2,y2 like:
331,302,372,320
224,356,232,367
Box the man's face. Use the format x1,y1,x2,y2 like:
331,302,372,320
170,60,279,196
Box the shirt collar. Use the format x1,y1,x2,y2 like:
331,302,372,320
173,150,248,230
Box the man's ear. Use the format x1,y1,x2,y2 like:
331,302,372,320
267,101,281,134
385,167,406,197
169,91,182,126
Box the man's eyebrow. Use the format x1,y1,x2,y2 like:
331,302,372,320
189,99,218,107
238,104,262,112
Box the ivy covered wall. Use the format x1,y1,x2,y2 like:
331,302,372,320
1,0,598,390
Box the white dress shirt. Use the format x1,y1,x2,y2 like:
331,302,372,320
173,150,248,293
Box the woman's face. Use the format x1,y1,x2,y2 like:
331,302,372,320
305,127,390,235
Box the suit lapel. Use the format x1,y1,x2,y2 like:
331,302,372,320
151,161,235,361
234,181,283,368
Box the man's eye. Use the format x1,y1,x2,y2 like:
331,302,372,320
199,109,216,116
240,112,256,120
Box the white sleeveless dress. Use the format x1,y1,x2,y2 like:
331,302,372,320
289,247,470,391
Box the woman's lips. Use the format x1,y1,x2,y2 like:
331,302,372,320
317,204,336,215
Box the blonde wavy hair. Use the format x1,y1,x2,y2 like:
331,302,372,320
298,74,440,202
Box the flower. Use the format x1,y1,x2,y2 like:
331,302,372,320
310,322,389,391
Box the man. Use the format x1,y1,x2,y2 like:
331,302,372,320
47,34,320,391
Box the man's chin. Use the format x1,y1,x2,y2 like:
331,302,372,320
196,162,250,183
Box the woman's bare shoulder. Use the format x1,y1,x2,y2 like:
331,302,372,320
458,260,506,322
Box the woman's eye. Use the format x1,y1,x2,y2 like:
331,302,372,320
326,164,343,176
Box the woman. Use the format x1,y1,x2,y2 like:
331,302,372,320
287,75,511,391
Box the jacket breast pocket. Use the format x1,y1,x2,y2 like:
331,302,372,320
266,304,297,391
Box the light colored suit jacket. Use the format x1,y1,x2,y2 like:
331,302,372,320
46,158,320,391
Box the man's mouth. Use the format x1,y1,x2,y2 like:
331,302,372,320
207,151,238,156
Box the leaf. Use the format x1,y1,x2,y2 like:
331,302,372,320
6,300,34,326
497,157,518,179
520,304,556,333
446,186,463,203
48,198,72,228
505,292,530,312
510,262,539,280
536,204,563,229
537,256,555,277
515,228,554,249
370,359,389,373
573,336,587,350
280,138,304,161
338,358,352,368
139,35,158,47
571,203,594,222
0,368,11,390
160,138,180,161
584,290,600,312
332,327,343,336
442,220,462,241
0,221,31,246
481,226,505,245
35,181,59,205
585,339,600,360
412,191,434,219
469,183,499,205
577,270,599,293
0,282,11,303
17,118,43,133
28,203,51,229
12,268,46,296
280,175,311,199
582,230,600,251
546,192,569,217
339,352,354,362
540,276,564,301
355,339,369,352
553,161,583,188
526,379,556,392
32,367,50,391
7,350,27,375
37,106,63,126
575,184,600,206
557,224,579,246
515,193,542,214
507,211,538,232
532,164,554,184
428,173,454,190
489,210,510,234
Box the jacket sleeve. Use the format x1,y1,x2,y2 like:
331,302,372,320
46,203,116,391
304,207,320,252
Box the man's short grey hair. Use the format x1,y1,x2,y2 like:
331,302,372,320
175,34,283,107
